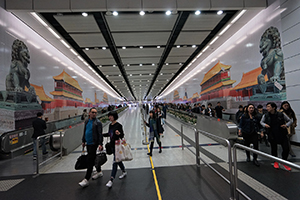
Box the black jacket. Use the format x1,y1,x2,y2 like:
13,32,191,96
82,118,103,146
145,117,164,133
239,114,262,135
103,122,124,147
204,108,215,117
235,110,244,124
32,117,47,139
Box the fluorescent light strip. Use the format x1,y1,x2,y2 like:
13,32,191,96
60,40,70,48
219,24,231,36
42,50,52,56
70,49,78,56
202,46,210,53
53,57,60,62
27,40,40,49
47,27,60,39
236,36,247,44
7,28,25,39
77,56,83,61
231,10,246,24
209,36,219,45
30,12,48,27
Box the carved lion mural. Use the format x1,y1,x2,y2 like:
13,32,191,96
257,26,284,93
6,39,35,94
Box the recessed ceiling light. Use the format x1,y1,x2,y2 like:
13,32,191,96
195,10,201,15
82,12,88,17
149,73,152,75
217,10,223,15
98,65,102,68
176,45,180,48
166,10,171,15
192,45,196,48
127,64,130,66
179,63,182,65
122,46,126,49
113,65,116,67
140,74,142,76
113,11,118,16
130,74,132,76
161,73,163,75
140,11,145,16
102,47,106,50
152,63,155,66
106,75,109,77
166,63,169,65
157,46,160,48
85,47,89,50
119,74,121,76
140,46,143,49
139,64,143,66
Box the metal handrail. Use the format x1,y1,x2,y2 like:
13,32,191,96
180,123,234,199
35,131,63,176
233,143,300,200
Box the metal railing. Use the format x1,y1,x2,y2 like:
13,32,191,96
180,123,234,199
35,131,63,176
233,143,300,200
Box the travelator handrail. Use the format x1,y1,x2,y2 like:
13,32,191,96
180,123,234,200
35,131,63,177
233,143,300,200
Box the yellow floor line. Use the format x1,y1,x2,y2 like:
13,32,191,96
147,143,162,200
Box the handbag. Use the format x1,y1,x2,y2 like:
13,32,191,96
115,139,126,162
115,138,133,162
95,151,107,168
122,139,133,161
105,137,113,155
75,147,88,170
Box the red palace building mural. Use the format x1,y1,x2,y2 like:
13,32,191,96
50,70,84,108
200,61,236,101
232,67,268,101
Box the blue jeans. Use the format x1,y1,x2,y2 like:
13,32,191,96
111,147,125,179
32,137,47,156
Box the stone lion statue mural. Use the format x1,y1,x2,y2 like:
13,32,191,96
6,39,35,94
257,26,284,93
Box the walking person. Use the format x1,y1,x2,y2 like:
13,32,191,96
162,103,168,119
144,110,163,156
103,111,127,188
204,103,215,117
157,107,165,135
79,107,103,188
280,101,297,157
260,102,293,171
257,105,269,147
215,102,225,119
235,105,244,124
32,112,48,160
238,104,263,167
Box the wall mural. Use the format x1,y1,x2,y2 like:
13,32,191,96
171,26,286,108
0,39,116,133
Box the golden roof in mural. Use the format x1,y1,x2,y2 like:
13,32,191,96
200,61,232,85
85,98,93,104
192,92,199,98
233,67,268,90
27,84,54,102
200,80,236,95
53,70,83,92
50,91,84,101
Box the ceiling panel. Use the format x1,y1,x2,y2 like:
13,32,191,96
113,32,171,46
122,57,161,65
70,33,107,47
84,49,113,59
183,14,224,31
168,47,196,56
166,56,188,63
106,14,177,32
175,31,210,45
91,58,115,65
119,48,164,57
54,15,101,33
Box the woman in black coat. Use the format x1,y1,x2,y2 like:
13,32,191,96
144,110,163,156
103,111,127,188
238,104,263,167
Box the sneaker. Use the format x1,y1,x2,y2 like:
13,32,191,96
273,162,279,169
159,148,162,153
282,164,291,171
147,152,152,156
106,180,113,188
92,171,103,180
119,171,127,179
79,179,89,187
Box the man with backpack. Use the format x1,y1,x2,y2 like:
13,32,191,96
260,102,292,171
